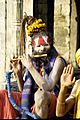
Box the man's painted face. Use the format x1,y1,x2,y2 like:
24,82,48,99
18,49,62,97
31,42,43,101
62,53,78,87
32,35,51,54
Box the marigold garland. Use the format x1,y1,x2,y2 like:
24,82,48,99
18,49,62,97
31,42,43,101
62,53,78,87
27,18,46,36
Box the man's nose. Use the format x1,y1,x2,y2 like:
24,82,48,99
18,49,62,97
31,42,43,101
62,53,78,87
40,45,44,50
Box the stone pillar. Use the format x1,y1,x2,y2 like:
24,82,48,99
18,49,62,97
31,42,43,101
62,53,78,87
23,0,33,56
0,0,33,89
54,0,70,62
6,0,17,71
23,0,33,16
70,0,77,67
0,0,6,89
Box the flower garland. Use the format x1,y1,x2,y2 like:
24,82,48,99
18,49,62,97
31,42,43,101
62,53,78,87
27,19,46,36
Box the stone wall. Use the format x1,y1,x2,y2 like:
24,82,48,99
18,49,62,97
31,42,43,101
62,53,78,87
54,0,70,62
0,0,33,89
54,0,77,66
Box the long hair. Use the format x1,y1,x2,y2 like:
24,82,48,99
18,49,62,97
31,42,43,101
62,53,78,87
20,13,54,55
20,14,37,55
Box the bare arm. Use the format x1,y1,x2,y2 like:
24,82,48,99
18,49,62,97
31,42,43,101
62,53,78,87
56,64,76,117
11,60,24,92
48,57,66,90
21,55,65,91
56,86,75,116
16,71,24,92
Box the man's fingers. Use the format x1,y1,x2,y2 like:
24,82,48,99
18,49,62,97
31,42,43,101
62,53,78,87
70,66,74,75
63,67,67,74
66,64,72,74
66,64,70,73
72,77,76,84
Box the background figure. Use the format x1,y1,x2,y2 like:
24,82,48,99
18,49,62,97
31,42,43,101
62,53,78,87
10,14,66,119
56,48,80,119
75,48,80,68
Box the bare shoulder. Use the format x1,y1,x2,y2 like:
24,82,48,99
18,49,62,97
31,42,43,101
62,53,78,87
51,56,66,74
55,56,66,65
75,79,80,87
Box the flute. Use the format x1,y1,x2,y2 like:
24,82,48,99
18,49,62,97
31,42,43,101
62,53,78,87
10,54,47,62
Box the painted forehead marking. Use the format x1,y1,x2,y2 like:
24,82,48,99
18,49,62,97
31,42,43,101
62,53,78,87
38,36,45,45
32,35,48,47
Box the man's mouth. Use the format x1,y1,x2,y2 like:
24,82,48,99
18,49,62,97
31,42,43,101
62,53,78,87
32,50,48,55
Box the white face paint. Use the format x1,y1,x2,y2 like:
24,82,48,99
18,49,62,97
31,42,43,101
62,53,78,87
32,35,50,54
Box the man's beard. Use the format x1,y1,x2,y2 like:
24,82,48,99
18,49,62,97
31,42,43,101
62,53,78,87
34,51,51,65
32,47,52,66
36,56,48,63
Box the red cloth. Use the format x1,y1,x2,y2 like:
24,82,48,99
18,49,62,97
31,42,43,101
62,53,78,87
0,90,21,119
48,93,57,118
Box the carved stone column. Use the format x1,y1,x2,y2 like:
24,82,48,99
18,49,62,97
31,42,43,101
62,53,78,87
0,0,6,89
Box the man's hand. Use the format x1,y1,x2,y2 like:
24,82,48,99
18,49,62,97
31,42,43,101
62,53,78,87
60,64,75,88
10,56,22,74
21,54,33,70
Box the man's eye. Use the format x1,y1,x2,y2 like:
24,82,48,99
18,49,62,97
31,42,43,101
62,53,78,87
44,44,49,46
37,45,40,47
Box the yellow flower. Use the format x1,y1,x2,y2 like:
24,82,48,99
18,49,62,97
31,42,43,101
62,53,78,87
36,24,40,28
38,19,42,23
35,20,39,24
42,23,46,27
27,18,46,36
34,23,37,28
29,28,32,32
28,32,30,35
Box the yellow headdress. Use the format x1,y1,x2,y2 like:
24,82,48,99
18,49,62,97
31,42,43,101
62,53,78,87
27,18,46,36
23,13,46,37
75,48,80,67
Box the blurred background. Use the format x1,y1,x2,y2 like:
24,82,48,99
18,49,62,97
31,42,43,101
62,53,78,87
0,0,80,89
